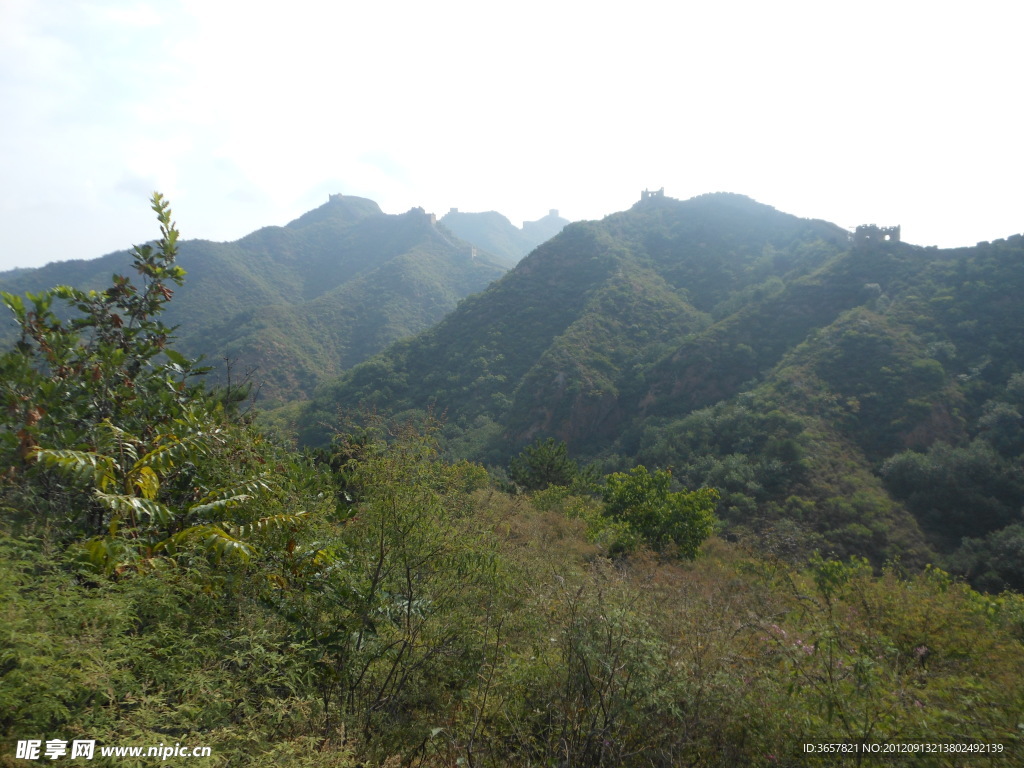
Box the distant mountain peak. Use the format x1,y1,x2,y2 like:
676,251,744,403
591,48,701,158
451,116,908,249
0,193,506,406
529,208,563,223
441,207,570,266
286,194,384,229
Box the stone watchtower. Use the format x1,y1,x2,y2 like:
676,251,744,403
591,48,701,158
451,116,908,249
854,224,901,244
640,187,665,202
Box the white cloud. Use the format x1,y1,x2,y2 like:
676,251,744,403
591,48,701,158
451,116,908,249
1,0,1022,269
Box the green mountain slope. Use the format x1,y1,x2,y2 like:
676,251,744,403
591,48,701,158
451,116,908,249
0,195,508,404
301,193,849,445
633,232,1024,573
299,192,1024,581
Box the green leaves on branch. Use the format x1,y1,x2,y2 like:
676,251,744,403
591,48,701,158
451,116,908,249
153,524,254,562
0,194,303,573
31,419,277,573
93,493,173,529
31,448,119,492
34,419,211,497
0,193,205,463
188,478,272,520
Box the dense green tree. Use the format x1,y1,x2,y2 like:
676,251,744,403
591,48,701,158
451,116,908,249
508,436,579,490
602,465,718,557
881,440,1024,546
949,524,1024,593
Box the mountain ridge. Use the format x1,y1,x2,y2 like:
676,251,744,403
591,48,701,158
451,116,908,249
297,191,1024,585
438,207,570,266
0,194,511,404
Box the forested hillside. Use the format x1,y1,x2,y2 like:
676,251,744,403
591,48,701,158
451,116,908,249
2,196,1023,765
300,192,1024,588
0,195,507,405
3,195,1024,766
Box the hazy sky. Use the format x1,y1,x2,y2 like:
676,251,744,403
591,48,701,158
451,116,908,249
1,0,1021,271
